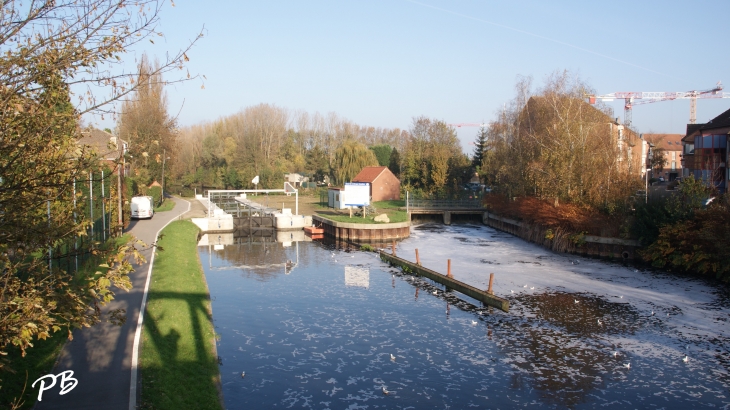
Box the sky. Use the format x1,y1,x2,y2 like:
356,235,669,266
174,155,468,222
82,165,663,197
89,0,730,152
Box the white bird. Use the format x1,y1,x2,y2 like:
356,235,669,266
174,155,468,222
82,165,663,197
432,291,437,295
511,290,514,293
612,351,618,357
241,371,246,378
619,296,623,299
382,386,390,395
623,362,631,369
471,320,478,326
390,353,396,361
682,355,689,363
597,319,602,325
523,285,527,288
651,311,655,316
574,299,579,304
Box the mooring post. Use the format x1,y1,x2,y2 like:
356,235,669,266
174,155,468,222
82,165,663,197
415,248,421,266
447,259,452,278
487,273,494,295
391,241,396,257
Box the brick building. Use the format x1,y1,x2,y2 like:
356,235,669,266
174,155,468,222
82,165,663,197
681,107,730,193
643,134,684,181
352,166,400,201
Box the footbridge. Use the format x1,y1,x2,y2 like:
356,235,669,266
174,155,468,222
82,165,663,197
407,198,486,225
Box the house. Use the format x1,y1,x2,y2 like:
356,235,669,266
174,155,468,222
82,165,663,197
77,127,129,176
643,134,684,181
681,107,730,193
352,166,400,201
284,172,308,187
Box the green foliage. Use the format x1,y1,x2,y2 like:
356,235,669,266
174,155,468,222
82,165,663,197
369,144,392,166
641,199,730,281
388,147,401,178
472,126,489,169
334,140,378,185
360,244,375,252
631,176,711,245
148,186,162,207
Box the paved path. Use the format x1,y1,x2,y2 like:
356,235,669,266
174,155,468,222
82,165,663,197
36,196,191,410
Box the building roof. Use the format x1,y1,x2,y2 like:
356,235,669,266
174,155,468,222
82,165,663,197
643,134,683,150
352,166,391,183
77,128,125,161
700,107,730,130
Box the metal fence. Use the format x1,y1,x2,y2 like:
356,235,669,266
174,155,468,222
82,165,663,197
407,198,482,209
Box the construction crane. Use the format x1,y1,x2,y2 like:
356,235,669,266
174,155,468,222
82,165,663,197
588,82,730,127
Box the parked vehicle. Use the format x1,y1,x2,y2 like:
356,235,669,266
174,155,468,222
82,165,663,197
131,196,154,219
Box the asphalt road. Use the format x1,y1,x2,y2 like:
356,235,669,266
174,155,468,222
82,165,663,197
35,196,191,410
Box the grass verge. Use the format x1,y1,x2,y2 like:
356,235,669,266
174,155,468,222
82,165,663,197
154,198,176,212
2,234,134,410
139,220,221,410
314,200,408,224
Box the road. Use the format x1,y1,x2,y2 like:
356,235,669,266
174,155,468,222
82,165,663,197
35,196,191,410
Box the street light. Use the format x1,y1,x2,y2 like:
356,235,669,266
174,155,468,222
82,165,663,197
645,144,654,203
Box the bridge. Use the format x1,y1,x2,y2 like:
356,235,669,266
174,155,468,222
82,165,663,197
406,198,486,225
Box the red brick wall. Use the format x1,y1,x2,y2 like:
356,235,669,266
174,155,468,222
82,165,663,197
371,172,400,201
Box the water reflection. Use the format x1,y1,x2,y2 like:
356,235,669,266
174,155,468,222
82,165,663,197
202,227,730,409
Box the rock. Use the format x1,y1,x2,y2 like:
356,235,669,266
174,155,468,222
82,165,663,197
374,213,390,223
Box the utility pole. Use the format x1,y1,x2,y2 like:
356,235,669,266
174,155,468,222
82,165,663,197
161,149,170,206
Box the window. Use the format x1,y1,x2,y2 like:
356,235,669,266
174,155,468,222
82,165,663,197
672,161,676,170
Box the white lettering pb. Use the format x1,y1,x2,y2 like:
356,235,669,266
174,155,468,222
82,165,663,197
32,371,78,401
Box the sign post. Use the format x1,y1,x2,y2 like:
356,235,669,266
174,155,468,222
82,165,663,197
252,175,259,195
344,182,370,218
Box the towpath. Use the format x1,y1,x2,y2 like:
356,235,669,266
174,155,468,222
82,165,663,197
36,196,191,410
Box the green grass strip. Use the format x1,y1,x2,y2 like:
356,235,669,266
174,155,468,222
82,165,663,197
154,198,176,212
140,220,221,410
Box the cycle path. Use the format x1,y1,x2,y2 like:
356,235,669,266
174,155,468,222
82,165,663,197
35,196,191,410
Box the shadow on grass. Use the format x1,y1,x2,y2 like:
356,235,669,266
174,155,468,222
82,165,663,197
140,290,221,410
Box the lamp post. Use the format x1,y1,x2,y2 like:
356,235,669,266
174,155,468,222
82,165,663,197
645,144,654,203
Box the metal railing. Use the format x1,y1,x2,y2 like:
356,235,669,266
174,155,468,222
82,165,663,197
407,198,482,209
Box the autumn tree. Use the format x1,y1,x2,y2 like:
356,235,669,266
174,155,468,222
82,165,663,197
483,71,642,210
402,117,462,196
0,0,199,389
117,54,177,188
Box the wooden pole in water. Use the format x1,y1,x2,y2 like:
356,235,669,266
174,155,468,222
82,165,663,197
391,241,396,257
487,273,494,295
415,248,421,266
447,259,452,278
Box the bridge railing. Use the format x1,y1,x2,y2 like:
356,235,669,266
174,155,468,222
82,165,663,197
407,198,482,209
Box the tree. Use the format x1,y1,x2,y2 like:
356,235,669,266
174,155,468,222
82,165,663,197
472,126,488,169
0,0,199,383
388,148,401,178
117,54,178,188
650,147,668,176
333,140,378,184
369,144,392,167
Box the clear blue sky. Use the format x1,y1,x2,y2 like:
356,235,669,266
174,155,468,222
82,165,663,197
90,0,730,152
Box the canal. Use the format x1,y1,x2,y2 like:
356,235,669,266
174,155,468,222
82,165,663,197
201,223,730,409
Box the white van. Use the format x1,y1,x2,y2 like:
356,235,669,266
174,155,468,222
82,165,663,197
130,196,154,219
